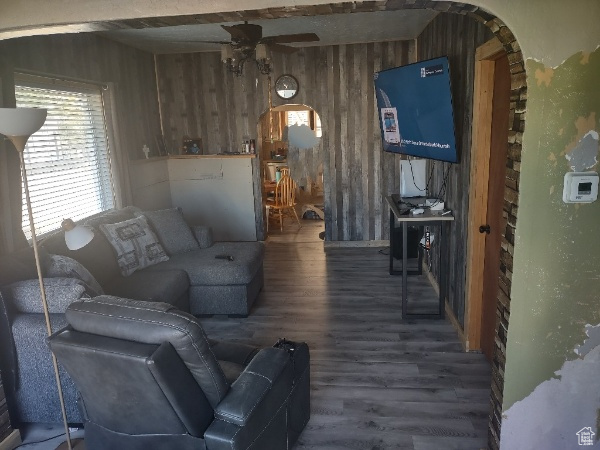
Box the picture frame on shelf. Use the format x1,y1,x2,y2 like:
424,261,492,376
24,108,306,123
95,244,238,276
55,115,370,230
182,137,203,155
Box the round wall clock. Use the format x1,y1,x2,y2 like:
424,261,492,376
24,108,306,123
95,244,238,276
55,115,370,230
275,74,299,100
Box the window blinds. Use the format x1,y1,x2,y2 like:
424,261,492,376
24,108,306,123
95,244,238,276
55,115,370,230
15,74,115,239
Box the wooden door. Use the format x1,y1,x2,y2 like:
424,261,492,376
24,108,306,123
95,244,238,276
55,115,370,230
465,38,510,362
479,54,510,361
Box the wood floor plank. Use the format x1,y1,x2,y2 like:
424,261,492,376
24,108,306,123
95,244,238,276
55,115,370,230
200,219,490,449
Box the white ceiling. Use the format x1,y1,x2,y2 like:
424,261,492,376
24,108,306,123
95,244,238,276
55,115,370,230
101,9,438,54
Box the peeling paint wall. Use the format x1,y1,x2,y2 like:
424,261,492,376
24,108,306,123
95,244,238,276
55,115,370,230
501,325,600,449
501,47,600,448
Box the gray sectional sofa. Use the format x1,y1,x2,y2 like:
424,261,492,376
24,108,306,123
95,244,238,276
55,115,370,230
0,206,264,424
43,206,265,317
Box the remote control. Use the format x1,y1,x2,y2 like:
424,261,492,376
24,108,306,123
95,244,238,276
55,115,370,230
215,254,234,261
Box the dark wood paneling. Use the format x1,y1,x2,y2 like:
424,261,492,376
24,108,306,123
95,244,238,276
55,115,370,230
0,33,162,165
156,40,413,242
417,14,494,327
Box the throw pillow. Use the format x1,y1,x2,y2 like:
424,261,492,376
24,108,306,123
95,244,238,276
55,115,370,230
45,254,104,296
99,216,169,277
137,208,199,255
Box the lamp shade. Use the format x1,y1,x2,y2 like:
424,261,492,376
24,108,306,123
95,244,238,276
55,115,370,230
0,107,47,138
62,219,94,250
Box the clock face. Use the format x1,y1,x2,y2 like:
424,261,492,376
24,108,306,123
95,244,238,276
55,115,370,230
275,75,299,99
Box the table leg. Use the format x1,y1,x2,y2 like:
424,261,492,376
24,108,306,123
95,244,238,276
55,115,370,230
439,222,446,318
389,208,394,275
402,221,408,319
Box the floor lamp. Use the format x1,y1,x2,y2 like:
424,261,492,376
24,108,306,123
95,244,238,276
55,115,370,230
0,107,81,450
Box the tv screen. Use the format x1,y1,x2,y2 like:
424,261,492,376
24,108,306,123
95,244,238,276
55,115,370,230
374,56,458,163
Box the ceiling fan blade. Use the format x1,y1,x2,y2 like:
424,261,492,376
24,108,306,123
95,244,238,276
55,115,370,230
265,33,320,44
268,43,299,54
173,40,230,45
222,23,262,43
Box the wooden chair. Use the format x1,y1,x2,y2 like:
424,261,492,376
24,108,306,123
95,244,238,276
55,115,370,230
266,174,301,232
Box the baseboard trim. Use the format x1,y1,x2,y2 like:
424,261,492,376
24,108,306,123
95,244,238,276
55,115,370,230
422,265,468,351
0,430,22,450
324,240,388,249
445,303,467,351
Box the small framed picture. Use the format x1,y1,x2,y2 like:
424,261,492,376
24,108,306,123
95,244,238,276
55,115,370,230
182,137,203,155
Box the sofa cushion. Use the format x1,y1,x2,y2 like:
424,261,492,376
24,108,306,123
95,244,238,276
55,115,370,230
191,225,213,249
100,216,169,277
104,269,189,305
218,360,245,384
6,278,89,313
212,340,258,383
146,242,264,286
46,254,104,296
139,208,199,256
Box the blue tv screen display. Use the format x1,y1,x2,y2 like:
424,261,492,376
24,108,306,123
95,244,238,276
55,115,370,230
374,56,458,163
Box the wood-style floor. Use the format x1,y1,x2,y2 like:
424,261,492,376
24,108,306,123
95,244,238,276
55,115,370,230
201,218,491,450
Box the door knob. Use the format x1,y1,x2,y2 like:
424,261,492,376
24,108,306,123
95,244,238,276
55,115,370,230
479,224,491,234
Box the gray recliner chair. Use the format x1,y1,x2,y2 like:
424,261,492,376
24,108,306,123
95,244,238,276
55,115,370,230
48,296,310,450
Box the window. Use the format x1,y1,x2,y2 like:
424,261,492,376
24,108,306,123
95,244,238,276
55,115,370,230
15,74,115,239
287,110,322,137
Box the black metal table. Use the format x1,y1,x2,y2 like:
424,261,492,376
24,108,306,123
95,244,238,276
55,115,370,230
386,194,454,320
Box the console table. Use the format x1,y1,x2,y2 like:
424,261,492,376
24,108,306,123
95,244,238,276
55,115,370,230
386,194,454,319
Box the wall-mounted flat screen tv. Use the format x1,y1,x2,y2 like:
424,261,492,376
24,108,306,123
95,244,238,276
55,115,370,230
374,56,458,163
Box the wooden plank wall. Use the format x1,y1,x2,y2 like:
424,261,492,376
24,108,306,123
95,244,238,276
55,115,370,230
417,14,493,327
0,33,163,205
156,40,414,241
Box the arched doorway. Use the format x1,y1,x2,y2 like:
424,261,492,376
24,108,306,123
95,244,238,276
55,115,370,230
257,104,325,239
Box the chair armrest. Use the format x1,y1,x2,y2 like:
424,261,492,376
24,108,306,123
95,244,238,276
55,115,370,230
213,348,292,426
5,277,90,313
191,225,213,249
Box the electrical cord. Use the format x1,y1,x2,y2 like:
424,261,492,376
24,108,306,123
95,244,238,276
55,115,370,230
15,432,66,448
407,158,426,194
406,158,438,204
426,161,435,195
426,163,452,209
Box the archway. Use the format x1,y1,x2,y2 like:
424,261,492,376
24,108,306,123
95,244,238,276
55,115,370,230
257,104,325,239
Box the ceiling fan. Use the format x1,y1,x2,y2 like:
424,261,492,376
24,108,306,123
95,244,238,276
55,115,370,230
220,21,319,54
206,21,320,75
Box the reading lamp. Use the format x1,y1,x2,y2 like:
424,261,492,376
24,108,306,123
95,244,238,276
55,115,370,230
62,219,94,251
0,107,79,450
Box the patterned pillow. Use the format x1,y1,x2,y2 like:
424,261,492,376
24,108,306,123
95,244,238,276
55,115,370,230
45,254,104,296
99,216,169,277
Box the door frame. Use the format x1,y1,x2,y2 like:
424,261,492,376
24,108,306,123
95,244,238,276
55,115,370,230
464,37,506,352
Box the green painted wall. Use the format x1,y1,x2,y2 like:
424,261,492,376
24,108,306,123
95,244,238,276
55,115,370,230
503,48,600,408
